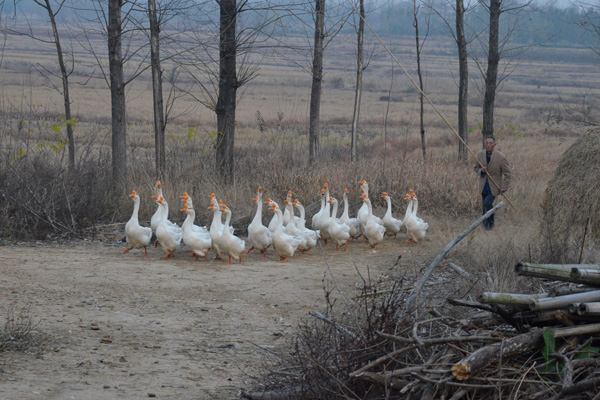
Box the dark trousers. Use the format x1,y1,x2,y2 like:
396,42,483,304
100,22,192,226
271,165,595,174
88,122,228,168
482,193,496,230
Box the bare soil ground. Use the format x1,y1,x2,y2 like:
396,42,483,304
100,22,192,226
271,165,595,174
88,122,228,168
0,236,425,400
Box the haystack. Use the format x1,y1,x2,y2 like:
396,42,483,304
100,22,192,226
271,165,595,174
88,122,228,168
540,130,600,262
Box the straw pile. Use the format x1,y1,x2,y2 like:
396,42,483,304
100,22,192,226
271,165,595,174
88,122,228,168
540,130,600,262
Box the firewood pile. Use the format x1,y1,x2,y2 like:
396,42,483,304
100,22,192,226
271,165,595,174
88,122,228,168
347,262,600,400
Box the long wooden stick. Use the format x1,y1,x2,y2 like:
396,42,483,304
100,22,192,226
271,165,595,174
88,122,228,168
529,290,600,311
403,202,505,312
479,292,549,306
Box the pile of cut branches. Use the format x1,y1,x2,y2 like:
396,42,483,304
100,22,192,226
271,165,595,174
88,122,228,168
244,267,600,399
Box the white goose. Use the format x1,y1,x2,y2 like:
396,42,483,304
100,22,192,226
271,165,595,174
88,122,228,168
220,204,245,264
381,192,403,238
357,180,383,234
318,184,332,243
267,200,304,262
267,196,280,233
357,180,369,231
283,197,308,255
311,189,326,230
150,181,180,248
403,193,414,231
282,190,301,227
293,199,320,252
328,197,351,250
155,196,183,258
150,181,163,233
124,190,152,257
405,190,429,244
361,194,386,250
181,202,212,261
340,188,361,241
247,187,272,257
181,192,208,234
208,195,225,259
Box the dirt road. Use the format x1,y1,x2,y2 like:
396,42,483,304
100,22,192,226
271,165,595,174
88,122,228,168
0,237,409,399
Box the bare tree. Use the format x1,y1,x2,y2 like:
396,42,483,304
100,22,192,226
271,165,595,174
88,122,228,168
215,0,239,183
13,1,76,170
129,0,194,179
108,0,128,191
456,0,468,161
413,0,431,160
476,0,534,143
350,0,364,163
74,0,151,191
481,0,499,141
430,0,473,161
148,0,166,179
308,0,325,165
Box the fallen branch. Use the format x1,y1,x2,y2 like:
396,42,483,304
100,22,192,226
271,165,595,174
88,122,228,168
352,371,410,389
550,376,600,400
309,311,358,339
451,329,544,380
377,330,503,345
447,262,472,279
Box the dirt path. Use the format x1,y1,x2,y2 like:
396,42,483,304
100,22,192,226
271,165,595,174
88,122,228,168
0,237,411,399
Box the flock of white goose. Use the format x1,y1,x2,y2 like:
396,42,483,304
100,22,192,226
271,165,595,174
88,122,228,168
124,180,429,263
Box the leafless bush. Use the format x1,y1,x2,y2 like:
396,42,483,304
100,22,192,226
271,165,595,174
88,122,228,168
0,304,44,352
246,279,415,399
0,149,114,239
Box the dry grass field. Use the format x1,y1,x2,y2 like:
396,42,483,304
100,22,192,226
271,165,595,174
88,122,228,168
1,23,599,398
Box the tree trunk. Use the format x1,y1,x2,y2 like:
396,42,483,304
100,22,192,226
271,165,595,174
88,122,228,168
413,0,425,160
456,0,468,161
309,0,325,165
350,0,364,163
43,0,75,171
216,0,238,184
148,0,165,180
482,0,500,142
108,0,128,192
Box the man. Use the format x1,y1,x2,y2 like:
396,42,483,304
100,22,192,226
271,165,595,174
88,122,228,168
474,136,511,230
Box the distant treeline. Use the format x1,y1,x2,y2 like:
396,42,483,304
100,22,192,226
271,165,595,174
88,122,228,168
3,0,599,57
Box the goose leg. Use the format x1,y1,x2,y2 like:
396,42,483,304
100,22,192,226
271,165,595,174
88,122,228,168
280,256,287,263
246,247,254,254
142,247,149,257
161,251,175,259
123,247,133,254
